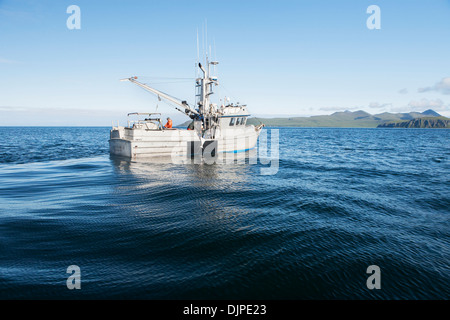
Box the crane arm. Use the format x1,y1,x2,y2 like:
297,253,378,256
121,76,199,117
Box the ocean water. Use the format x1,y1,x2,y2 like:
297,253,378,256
0,126,448,299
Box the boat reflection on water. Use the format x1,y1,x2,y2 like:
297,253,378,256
109,148,258,179
108,149,261,231
109,148,259,194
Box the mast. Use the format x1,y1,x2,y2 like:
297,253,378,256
196,57,219,128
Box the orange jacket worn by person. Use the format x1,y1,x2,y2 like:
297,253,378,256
165,118,172,129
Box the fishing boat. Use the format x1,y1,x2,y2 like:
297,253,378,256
109,56,264,159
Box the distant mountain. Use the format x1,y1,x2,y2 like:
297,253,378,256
421,109,441,117
377,117,450,128
176,109,448,128
246,109,446,128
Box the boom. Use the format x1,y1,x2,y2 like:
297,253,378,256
121,76,199,118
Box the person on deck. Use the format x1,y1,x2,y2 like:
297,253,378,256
164,117,172,129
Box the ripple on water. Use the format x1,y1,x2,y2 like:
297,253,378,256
0,127,449,299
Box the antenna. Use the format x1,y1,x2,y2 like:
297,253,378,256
201,23,205,63
196,28,199,78
205,19,208,60
213,37,217,75
196,29,200,62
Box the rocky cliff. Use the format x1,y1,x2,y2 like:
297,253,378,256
377,117,450,128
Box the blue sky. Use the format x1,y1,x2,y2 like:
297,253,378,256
1,0,450,125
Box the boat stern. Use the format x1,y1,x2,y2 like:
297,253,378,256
109,126,132,157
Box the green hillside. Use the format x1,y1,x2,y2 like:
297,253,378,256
246,109,447,128
177,109,448,128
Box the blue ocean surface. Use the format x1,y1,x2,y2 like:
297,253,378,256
0,126,448,299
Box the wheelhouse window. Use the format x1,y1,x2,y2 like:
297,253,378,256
241,117,246,125
236,117,241,125
229,117,235,126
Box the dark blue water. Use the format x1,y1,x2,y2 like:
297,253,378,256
0,127,449,299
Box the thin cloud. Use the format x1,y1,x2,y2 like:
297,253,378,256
398,88,408,94
407,98,449,112
418,87,432,93
369,102,392,109
418,77,450,95
318,103,390,113
389,106,410,113
0,7,36,20
319,106,361,112
0,106,122,115
0,57,19,64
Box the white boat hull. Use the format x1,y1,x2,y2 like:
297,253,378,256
109,125,261,159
